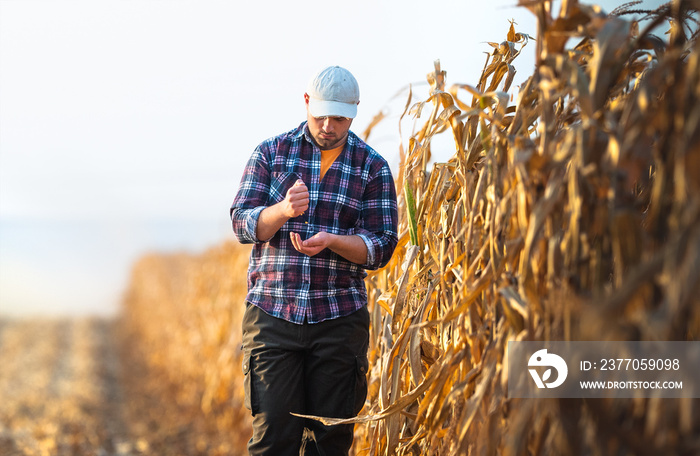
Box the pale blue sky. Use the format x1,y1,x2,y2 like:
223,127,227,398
0,0,668,317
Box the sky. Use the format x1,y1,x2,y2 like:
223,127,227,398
0,0,669,318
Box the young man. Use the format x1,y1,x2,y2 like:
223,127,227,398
230,66,399,455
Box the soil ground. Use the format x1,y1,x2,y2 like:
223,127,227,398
0,318,246,456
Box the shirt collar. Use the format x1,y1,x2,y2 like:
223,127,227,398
294,121,310,142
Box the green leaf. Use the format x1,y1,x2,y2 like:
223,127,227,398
404,180,419,246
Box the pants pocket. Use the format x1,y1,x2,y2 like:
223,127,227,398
242,351,255,414
353,355,369,415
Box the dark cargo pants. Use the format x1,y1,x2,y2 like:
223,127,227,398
241,303,370,456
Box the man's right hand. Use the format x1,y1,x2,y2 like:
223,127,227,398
282,179,309,218
256,179,309,241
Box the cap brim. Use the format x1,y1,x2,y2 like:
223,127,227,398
308,98,357,119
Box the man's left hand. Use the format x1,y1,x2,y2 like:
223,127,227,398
290,231,331,257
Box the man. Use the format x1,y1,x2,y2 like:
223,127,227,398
230,65,399,455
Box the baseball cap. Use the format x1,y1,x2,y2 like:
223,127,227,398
306,66,360,119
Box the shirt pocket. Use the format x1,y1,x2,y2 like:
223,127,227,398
268,171,300,205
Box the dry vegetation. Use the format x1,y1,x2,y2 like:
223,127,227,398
119,1,700,455
4,1,697,455
350,0,700,453
119,242,254,454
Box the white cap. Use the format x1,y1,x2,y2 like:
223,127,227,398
306,66,360,119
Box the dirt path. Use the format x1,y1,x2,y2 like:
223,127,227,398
0,318,247,456
0,318,144,456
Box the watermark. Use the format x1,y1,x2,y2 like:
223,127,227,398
528,349,568,389
508,341,700,398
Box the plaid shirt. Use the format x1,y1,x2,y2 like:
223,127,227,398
231,122,398,324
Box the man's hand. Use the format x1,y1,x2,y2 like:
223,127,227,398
290,231,331,257
290,231,369,264
282,180,309,219
256,179,308,241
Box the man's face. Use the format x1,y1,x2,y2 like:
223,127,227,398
304,94,353,150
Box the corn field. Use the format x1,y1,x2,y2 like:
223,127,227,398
350,0,700,453
120,1,700,454
120,242,254,454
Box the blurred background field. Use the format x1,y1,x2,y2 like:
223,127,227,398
2,0,699,455
1,0,545,319
1,0,659,320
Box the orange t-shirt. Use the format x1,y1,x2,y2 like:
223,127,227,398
320,145,344,181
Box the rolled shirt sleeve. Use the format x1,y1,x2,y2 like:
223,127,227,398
356,233,375,268
351,158,399,270
231,206,266,244
230,147,274,244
